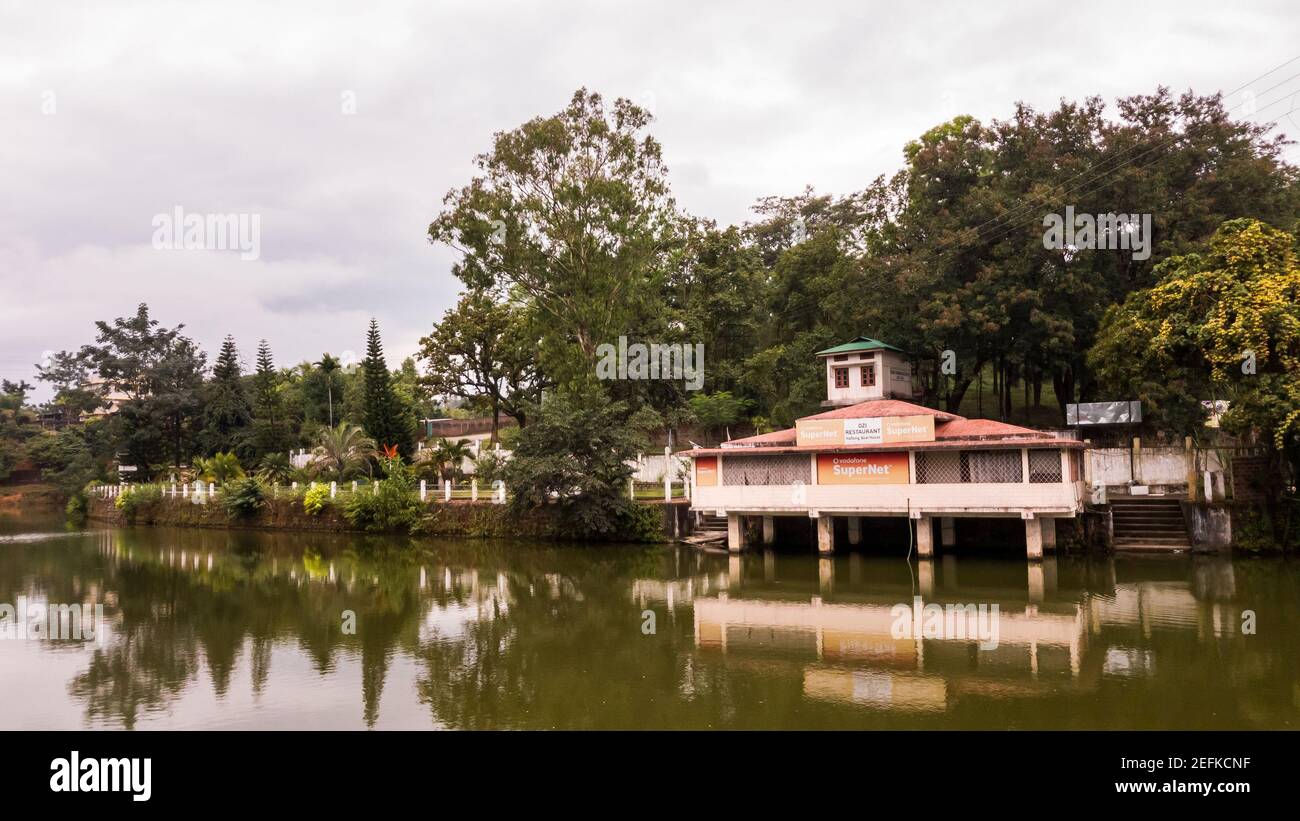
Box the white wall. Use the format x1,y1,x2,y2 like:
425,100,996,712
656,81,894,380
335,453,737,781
693,481,1083,516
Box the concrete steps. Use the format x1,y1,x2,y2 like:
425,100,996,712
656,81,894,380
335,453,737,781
1110,496,1189,551
691,513,728,543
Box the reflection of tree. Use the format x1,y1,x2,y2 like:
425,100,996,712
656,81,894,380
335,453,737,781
68,627,200,730
23,527,435,728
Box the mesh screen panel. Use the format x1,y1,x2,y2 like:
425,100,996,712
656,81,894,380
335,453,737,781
961,450,1023,483
1028,449,1063,483
722,454,811,486
915,451,961,484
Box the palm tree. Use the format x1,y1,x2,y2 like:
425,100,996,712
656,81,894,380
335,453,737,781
431,438,473,482
194,451,244,483
314,353,341,427
313,422,376,480
255,452,293,484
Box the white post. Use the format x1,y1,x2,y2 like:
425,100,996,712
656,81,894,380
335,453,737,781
664,446,672,501
496,481,505,504
183,483,189,498
420,479,427,501
444,479,451,502
330,481,337,499
471,478,478,502
352,480,357,493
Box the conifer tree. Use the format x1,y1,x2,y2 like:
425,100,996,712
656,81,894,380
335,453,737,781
201,335,252,455
361,319,414,456
249,339,294,457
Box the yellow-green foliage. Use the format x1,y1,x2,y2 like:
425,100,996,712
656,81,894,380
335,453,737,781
302,484,331,516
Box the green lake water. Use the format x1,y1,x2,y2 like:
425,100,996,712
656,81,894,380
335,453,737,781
1,512,1297,729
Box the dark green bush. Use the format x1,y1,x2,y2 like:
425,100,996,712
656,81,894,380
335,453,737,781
342,457,423,533
222,477,266,520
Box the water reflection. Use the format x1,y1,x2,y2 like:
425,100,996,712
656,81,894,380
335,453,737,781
0,517,1295,729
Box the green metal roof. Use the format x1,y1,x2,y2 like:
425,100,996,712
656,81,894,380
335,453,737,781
815,337,905,356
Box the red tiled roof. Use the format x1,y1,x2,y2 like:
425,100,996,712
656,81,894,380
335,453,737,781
935,418,1042,438
676,398,1080,457
679,436,1085,458
803,399,962,422
721,428,797,447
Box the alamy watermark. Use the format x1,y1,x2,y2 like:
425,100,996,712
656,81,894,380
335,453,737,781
50,751,151,802
890,596,1000,650
1043,206,1151,261
0,597,105,643
596,336,704,391
151,205,261,261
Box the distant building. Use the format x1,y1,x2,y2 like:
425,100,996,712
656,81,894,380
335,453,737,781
417,416,516,447
683,338,1085,559
80,378,132,419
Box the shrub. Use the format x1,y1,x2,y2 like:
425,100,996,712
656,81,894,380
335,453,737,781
115,485,162,524
223,477,266,519
503,387,655,539
621,503,667,543
341,457,423,533
303,484,332,516
65,492,87,522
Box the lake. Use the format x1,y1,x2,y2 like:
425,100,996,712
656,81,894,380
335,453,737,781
0,512,1296,729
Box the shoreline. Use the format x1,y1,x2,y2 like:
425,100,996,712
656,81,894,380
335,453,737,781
83,493,689,542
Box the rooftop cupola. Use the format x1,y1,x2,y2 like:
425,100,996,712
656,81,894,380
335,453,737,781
815,337,916,407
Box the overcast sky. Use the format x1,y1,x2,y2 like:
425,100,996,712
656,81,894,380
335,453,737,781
3,0,1299,401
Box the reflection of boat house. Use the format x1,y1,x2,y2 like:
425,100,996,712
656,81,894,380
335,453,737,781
682,339,1087,559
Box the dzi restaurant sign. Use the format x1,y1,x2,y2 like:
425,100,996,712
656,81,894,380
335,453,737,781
817,452,910,484
795,415,935,448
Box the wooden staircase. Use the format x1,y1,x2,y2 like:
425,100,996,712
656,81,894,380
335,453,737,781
1110,496,1190,551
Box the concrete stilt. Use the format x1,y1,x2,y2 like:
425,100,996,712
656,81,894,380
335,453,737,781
1024,516,1044,561
847,516,862,545
762,516,775,545
915,515,934,558
1041,517,1057,551
940,516,956,548
1028,562,1045,602
918,558,935,598
763,550,776,582
816,516,834,554
727,513,748,552
818,557,834,594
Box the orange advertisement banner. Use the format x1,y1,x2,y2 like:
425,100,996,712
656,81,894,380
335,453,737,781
796,418,845,447
817,452,909,484
881,414,935,444
695,456,718,486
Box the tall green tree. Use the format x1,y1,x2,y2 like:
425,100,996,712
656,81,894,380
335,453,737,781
201,335,252,456
418,288,546,439
429,88,678,384
361,319,414,456
248,340,295,457
1091,218,1300,465
52,304,207,470
314,353,342,428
